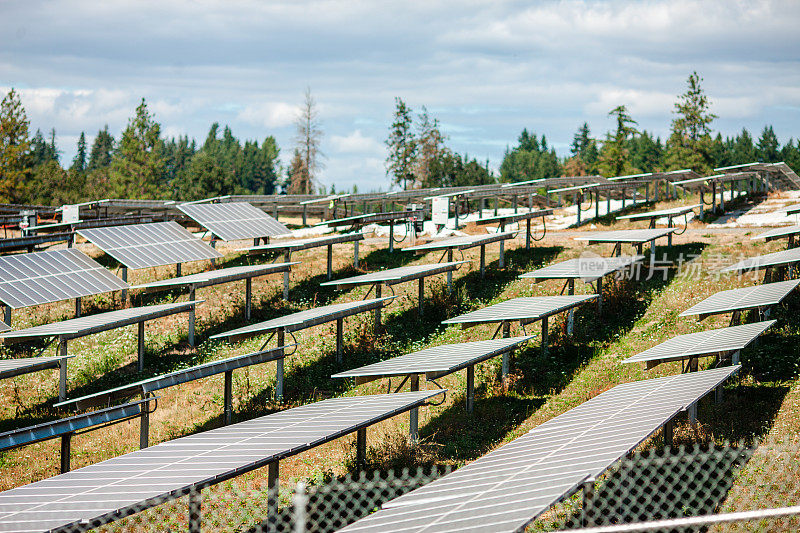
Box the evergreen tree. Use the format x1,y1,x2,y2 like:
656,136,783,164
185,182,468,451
629,131,663,173
286,148,307,194
176,152,235,200
109,98,166,199
29,130,52,167
731,129,756,164
757,125,780,163
499,129,562,182
782,139,800,173
385,97,417,190
598,105,638,177
87,125,114,171
71,132,87,173
0,88,31,202
664,71,717,173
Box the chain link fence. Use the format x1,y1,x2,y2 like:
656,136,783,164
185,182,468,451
71,439,800,532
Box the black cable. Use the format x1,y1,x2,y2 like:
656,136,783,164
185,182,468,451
531,216,547,242
672,212,689,236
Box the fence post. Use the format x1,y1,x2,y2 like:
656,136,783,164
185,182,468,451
293,482,308,533
582,476,596,527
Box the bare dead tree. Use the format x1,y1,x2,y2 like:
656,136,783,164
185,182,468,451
292,87,324,194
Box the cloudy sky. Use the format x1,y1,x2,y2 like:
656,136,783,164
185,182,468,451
2,0,799,192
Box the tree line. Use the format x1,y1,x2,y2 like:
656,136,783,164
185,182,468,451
386,72,800,188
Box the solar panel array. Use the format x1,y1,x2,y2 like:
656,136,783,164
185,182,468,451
616,204,701,221
333,336,533,380
0,391,443,532
57,346,293,409
442,295,598,326
624,321,775,365
248,232,363,253
0,248,129,309
0,301,200,343
339,367,740,533
721,247,800,272
404,232,517,253
131,263,297,291
520,255,644,282
680,280,800,317
211,297,394,341
322,262,469,288
178,202,290,241
751,225,800,241
0,355,68,380
574,228,676,244
78,221,221,269
322,211,423,228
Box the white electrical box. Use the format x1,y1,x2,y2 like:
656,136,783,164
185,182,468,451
432,197,449,225
62,204,80,223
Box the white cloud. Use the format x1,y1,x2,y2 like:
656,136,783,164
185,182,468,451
237,102,297,128
330,130,384,155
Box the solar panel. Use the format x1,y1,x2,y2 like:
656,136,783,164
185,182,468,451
573,228,676,244
720,247,800,273
520,255,644,282
247,232,363,254
0,248,129,309
786,204,800,215
404,232,517,253
442,295,598,326
333,336,533,380
338,366,739,533
131,263,297,291
210,297,394,342
624,321,774,365
78,221,221,269
751,225,800,242
0,355,69,380
178,202,290,241
616,204,701,221
0,391,443,532
474,209,553,226
321,210,423,228
679,279,800,317
56,346,292,410
321,262,468,288
0,301,200,343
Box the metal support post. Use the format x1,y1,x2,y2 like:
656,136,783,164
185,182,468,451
418,277,424,316
224,370,233,425
512,195,518,213
121,267,128,302
595,190,600,220
276,328,285,402
453,198,459,230
58,357,67,402
621,188,626,208
177,263,182,277
541,316,549,356
525,218,531,249
60,433,72,473
494,197,499,215
75,297,81,318
576,195,582,226
567,279,575,336
466,364,475,413
715,383,724,404
188,288,196,347
712,182,717,214
3,305,10,327
245,278,252,320
688,402,697,428
480,245,486,278
356,428,366,471
446,249,453,292
283,251,291,301
302,205,307,226
409,375,419,444
336,318,343,364
663,420,673,446
645,183,650,203
353,240,359,268
210,239,216,266
140,393,150,449
501,321,510,378
326,244,333,280
720,182,725,212
499,239,505,268
732,349,741,365
606,192,611,215
374,284,382,332
389,223,394,252
137,321,145,372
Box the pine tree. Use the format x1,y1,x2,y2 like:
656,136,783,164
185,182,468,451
414,106,448,187
286,149,307,194
664,71,717,173
757,125,780,163
0,88,31,202
598,105,638,177
87,125,114,171
732,129,756,164
71,132,87,173
385,97,417,190
109,98,166,199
